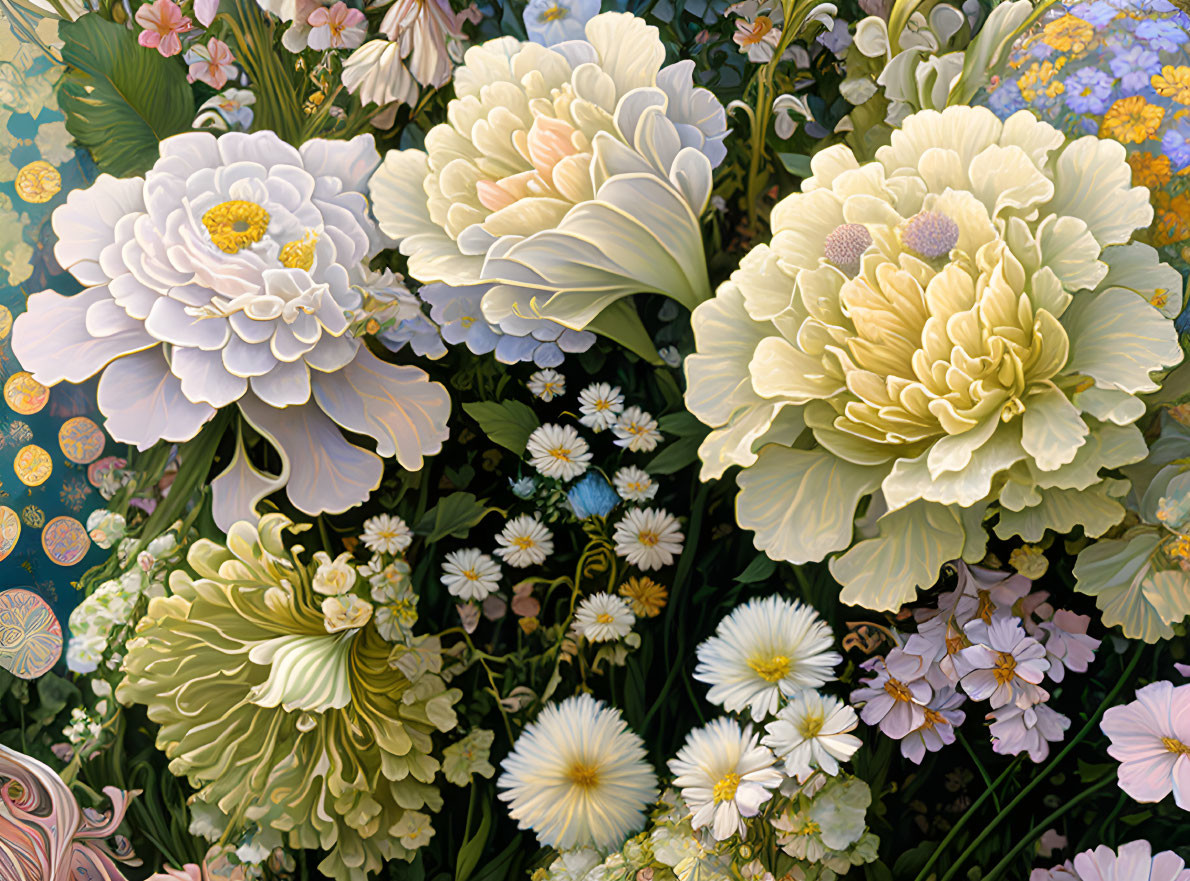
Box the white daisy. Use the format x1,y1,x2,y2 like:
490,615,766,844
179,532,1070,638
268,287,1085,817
494,515,554,568
761,690,861,781
693,595,842,722
574,592,636,642
612,508,684,571
441,548,501,601
613,465,658,502
612,406,662,453
527,369,566,402
577,382,625,432
668,717,783,841
526,423,592,481
498,694,658,850
360,513,413,555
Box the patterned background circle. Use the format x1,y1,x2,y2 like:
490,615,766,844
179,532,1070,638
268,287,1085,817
41,515,89,566
13,444,52,487
0,505,19,562
4,371,48,415
58,416,105,465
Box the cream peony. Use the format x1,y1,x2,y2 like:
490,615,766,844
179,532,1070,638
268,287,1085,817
369,12,727,363
686,106,1182,611
12,131,450,531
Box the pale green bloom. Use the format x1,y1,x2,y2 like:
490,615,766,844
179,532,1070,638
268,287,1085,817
441,729,496,786
686,105,1181,611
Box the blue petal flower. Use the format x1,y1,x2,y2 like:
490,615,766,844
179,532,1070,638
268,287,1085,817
567,473,621,519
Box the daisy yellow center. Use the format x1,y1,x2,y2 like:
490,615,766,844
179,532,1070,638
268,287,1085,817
203,200,270,254
798,711,825,739
595,612,615,624
1162,737,1190,755
541,3,567,20
748,654,791,682
463,569,480,581
712,771,741,803
279,230,318,270
512,536,536,550
625,422,647,436
594,399,613,411
568,762,600,788
638,528,661,547
549,446,573,462
992,652,1017,685
883,677,912,702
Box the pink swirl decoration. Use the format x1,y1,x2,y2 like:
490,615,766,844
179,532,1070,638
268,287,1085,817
0,744,140,881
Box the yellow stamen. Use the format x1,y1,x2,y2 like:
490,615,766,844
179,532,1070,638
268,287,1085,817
279,230,318,270
748,655,791,683
541,3,567,20
1163,737,1190,755
595,612,615,624
992,651,1017,685
638,529,660,547
202,200,270,254
712,772,741,803
568,762,599,788
883,677,912,702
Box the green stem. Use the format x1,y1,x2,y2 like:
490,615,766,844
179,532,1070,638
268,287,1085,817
956,729,1001,812
934,644,1144,881
982,775,1115,881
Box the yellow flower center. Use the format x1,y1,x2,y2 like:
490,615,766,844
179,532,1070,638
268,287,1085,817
203,200,270,254
992,651,1017,685
462,568,479,581
923,708,945,729
976,590,995,623
512,535,536,550
541,3,567,20
712,771,741,803
595,612,615,624
748,654,791,682
1163,737,1190,755
279,230,318,270
883,677,912,702
637,528,660,547
798,711,825,739
15,160,61,204
794,818,821,836
568,762,600,788
549,446,573,462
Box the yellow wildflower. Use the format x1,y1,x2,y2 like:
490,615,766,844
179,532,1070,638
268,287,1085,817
1041,15,1094,54
1101,96,1165,144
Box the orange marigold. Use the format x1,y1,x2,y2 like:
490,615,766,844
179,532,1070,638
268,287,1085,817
1100,96,1165,144
1129,152,1173,189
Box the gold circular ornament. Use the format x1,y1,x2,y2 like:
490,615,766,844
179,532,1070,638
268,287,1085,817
20,506,44,529
13,445,52,487
41,515,89,566
58,417,105,464
4,372,48,416
0,506,19,563
14,161,62,204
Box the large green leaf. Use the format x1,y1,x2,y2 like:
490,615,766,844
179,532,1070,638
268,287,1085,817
415,492,500,543
462,400,540,456
57,15,194,177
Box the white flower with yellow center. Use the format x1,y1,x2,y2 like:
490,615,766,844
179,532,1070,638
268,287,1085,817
613,406,663,453
369,12,728,364
578,382,625,431
668,717,783,841
527,368,566,401
694,596,841,722
614,465,658,502
497,694,658,850
13,131,451,532
494,514,555,567
613,507,684,570
574,592,635,642
441,548,501,600
360,513,413,555
526,423,592,481
762,691,861,781
685,105,1183,612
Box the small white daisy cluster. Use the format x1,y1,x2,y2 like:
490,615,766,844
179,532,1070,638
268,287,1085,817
348,514,420,643
849,561,1100,765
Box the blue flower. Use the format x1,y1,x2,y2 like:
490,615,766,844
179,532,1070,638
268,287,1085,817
1063,68,1115,114
1162,124,1190,170
567,473,620,519
510,476,537,499
1069,0,1121,26
1136,18,1189,52
985,80,1026,119
523,0,600,46
1110,45,1163,92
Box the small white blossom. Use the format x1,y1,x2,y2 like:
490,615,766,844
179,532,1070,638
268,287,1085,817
527,369,566,401
361,514,413,555
612,406,662,453
442,548,502,601
494,515,555,568
526,423,592,481
613,508,684,571
613,466,658,502
577,383,625,432
574,592,636,642
312,551,358,596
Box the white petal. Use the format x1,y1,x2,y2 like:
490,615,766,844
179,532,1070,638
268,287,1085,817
97,349,216,449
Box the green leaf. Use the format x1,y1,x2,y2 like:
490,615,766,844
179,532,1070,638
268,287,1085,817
658,411,710,438
735,554,777,584
58,16,194,176
646,435,702,475
470,834,525,881
462,400,540,456
455,796,492,881
416,492,499,542
777,152,813,177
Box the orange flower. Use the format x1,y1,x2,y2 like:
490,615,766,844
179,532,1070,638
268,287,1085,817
1153,65,1190,105
1041,14,1094,54
1100,96,1165,144
618,576,667,618
1128,152,1173,189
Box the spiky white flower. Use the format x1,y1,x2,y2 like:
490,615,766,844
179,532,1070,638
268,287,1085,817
762,690,861,780
578,382,625,432
614,465,659,502
360,514,413,555
574,592,635,642
441,548,501,601
613,508,684,570
527,369,566,402
494,515,554,568
613,406,663,453
526,424,592,481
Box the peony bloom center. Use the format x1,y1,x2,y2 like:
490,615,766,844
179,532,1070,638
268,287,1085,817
900,211,960,259
748,654,791,682
203,199,270,253
279,230,318,270
712,771,741,803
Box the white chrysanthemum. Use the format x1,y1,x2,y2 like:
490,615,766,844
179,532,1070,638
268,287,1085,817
613,406,663,453
13,131,451,532
761,690,861,781
614,465,658,502
369,12,728,362
527,369,566,402
497,694,658,850
578,382,625,432
526,423,592,481
668,717,783,841
574,592,635,642
613,508,684,570
494,515,554,567
360,514,413,555
694,595,842,722
685,105,1182,611
441,548,501,601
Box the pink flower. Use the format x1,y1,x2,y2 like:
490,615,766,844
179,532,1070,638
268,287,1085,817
1072,841,1190,881
1039,610,1099,683
194,0,219,26
307,1,366,49
900,687,965,764
850,648,932,740
989,703,1069,763
959,616,1049,709
1030,862,1077,881
1101,680,1190,810
186,38,237,89
135,0,192,57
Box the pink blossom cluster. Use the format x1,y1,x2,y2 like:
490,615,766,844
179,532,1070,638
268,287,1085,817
850,563,1100,764
1030,840,1190,881
134,0,239,89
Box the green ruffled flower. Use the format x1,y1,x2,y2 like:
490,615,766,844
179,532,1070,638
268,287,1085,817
117,514,461,881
